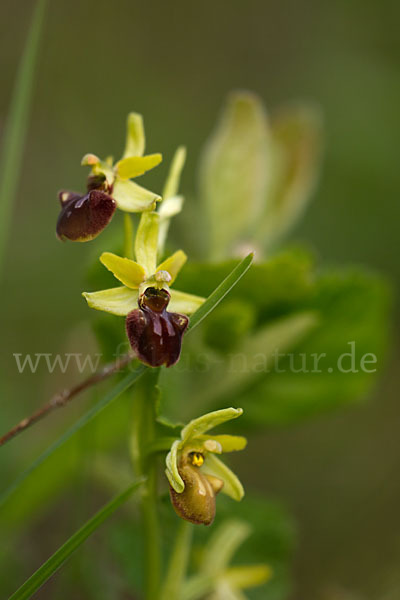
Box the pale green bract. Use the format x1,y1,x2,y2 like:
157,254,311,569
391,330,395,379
199,91,322,257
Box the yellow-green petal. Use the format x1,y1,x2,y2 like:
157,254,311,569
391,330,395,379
202,454,244,501
224,565,272,590
115,153,162,180
163,146,186,199
113,179,161,213
100,252,145,289
165,440,185,493
197,435,247,453
169,289,205,315
135,211,159,275
181,408,243,444
82,286,139,316
156,250,187,284
122,112,145,158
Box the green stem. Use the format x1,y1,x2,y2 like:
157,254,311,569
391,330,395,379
130,369,161,600
160,520,193,600
123,212,134,259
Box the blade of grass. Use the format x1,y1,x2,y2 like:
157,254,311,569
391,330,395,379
0,364,147,507
0,0,47,273
0,254,253,506
189,253,254,330
8,479,144,600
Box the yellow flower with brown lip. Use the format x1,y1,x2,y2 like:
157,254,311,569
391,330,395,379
165,408,247,526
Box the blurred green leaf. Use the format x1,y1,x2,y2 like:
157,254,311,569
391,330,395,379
92,313,129,362
0,0,47,275
0,392,134,532
240,269,391,426
190,311,318,413
8,480,143,600
199,91,271,259
203,299,256,354
177,248,315,323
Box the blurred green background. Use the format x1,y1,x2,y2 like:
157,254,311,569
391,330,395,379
0,0,399,598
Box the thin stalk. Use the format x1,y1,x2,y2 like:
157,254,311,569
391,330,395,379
123,212,134,259
0,0,47,275
130,369,161,600
160,520,193,600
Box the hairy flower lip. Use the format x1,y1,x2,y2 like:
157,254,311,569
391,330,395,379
126,287,189,368
56,189,116,242
169,458,224,526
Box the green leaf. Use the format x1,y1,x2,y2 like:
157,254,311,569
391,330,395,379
185,311,317,415
177,248,315,324
0,0,47,275
241,269,391,426
8,480,143,600
0,365,147,508
199,91,271,259
188,253,254,331
203,299,256,353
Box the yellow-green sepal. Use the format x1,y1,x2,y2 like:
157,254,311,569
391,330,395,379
113,179,161,213
122,112,145,158
135,211,160,275
82,286,139,316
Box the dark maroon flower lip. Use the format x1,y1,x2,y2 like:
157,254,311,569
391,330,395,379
56,189,116,242
126,287,189,368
